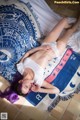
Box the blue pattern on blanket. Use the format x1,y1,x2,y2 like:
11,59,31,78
25,51,80,106
0,1,40,81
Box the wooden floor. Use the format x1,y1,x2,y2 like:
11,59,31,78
0,77,80,120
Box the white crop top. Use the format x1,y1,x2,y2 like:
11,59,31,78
17,58,44,86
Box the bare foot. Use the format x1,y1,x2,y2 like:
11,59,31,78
71,16,80,32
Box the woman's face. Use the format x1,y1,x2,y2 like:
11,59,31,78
19,69,34,94
21,80,32,94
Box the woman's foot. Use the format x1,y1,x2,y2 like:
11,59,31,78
70,16,80,32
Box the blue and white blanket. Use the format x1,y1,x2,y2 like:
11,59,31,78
0,0,80,111
0,0,41,81
25,49,80,111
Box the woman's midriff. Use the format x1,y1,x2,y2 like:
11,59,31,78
29,49,55,68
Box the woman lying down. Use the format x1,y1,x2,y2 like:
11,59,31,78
0,17,80,103
10,18,80,95
14,17,80,96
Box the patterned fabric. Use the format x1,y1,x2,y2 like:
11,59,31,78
25,49,80,111
0,0,41,81
0,0,80,112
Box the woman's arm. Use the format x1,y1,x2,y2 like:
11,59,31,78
42,81,54,89
31,82,60,94
40,81,60,94
38,87,59,94
31,86,60,94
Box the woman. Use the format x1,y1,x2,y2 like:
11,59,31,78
16,17,80,95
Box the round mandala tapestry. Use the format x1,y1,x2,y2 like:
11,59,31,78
0,0,41,81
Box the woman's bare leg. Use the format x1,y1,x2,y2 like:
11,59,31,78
57,17,80,55
42,18,69,43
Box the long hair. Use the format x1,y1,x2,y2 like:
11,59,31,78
11,72,25,96
11,79,25,96
0,72,25,103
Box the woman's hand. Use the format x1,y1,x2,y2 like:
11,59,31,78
31,84,40,92
41,45,52,50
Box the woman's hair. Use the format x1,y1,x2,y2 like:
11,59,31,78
0,72,26,103
10,71,26,96
11,80,25,96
